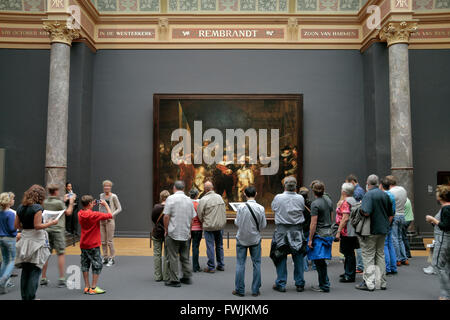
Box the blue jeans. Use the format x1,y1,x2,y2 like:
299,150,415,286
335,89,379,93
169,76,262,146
0,237,16,288
191,231,203,272
20,263,41,300
392,215,407,262
235,240,261,295
274,251,305,288
204,230,224,270
384,227,397,272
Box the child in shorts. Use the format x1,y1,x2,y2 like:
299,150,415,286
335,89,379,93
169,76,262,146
78,195,112,294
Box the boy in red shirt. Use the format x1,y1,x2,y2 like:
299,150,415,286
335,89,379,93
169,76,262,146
78,195,112,294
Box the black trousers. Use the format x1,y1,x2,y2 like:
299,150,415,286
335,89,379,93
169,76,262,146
191,231,203,272
20,263,41,300
340,236,359,280
313,259,330,291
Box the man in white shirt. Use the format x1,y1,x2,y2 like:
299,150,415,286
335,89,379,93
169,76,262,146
386,175,409,266
163,180,197,287
233,186,267,297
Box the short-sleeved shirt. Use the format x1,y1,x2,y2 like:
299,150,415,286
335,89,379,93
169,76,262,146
336,200,351,237
385,191,396,213
311,196,333,237
361,187,394,235
163,191,197,241
404,198,414,222
389,186,407,216
16,204,43,229
353,184,366,202
191,201,203,231
0,209,17,237
437,205,450,232
151,203,165,240
271,191,305,225
44,196,66,232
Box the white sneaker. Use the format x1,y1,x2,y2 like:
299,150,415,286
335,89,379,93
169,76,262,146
106,258,115,267
423,266,436,275
6,279,14,288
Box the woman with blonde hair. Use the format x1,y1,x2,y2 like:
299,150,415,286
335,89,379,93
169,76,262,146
0,193,17,293
99,180,122,267
14,185,59,300
426,184,450,300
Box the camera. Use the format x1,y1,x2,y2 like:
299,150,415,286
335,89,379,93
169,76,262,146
95,199,101,205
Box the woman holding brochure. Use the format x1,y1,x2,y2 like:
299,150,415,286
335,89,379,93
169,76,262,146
14,185,59,300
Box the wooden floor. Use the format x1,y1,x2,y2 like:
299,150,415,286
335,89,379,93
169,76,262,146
65,237,431,257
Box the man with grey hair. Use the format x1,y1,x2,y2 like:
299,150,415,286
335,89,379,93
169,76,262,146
197,181,227,273
355,174,394,291
271,176,306,293
163,180,197,287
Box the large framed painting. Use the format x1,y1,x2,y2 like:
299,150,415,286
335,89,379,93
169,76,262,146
153,94,303,212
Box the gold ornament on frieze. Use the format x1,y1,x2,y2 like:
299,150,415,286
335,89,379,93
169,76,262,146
43,21,80,46
379,21,418,47
288,17,298,41
158,18,169,41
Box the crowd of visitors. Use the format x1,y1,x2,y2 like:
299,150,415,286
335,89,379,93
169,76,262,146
152,174,449,300
0,180,121,298
0,174,448,300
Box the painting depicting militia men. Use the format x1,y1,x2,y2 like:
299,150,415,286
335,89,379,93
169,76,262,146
154,95,303,211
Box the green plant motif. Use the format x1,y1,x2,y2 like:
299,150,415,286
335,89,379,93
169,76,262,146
169,0,178,10
340,0,359,10
97,0,117,11
140,0,160,11
241,0,256,10
179,0,198,10
201,0,216,10
279,0,287,10
0,0,23,10
258,0,277,11
436,0,450,8
297,0,317,10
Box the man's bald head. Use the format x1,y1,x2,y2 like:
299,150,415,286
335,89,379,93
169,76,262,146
204,181,214,192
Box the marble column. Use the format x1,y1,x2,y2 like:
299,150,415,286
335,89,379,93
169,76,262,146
43,21,79,194
380,21,418,213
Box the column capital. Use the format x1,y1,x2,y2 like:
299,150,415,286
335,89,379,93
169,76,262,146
43,20,80,46
379,21,418,47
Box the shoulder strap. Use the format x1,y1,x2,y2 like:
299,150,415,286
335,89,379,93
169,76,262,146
155,209,164,225
245,203,260,232
155,213,164,225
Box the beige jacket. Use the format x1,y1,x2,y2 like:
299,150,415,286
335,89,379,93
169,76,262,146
197,191,227,231
99,193,122,218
